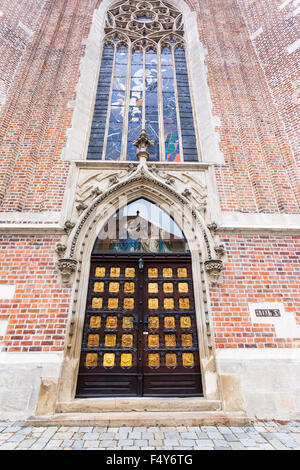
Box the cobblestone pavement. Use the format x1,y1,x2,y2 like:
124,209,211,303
0,421,299,450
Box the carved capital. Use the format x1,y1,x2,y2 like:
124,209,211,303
57,258,77,284
204,259,223,284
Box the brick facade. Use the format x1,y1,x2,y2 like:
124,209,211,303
0,0,299,420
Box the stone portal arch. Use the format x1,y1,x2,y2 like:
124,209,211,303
54,159,221,406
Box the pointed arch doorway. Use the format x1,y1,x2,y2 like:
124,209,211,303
75,199,203,398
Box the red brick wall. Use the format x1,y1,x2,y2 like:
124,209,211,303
0,1,299,352
0,0,299,213
210,234,300,348
0,235,72,352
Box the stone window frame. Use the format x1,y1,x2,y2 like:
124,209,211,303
62,0,223,165
87,0,201,162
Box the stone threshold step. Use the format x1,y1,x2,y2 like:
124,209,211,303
56,397,221,413
27,411,251,427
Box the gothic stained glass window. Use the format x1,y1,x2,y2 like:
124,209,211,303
86,0,200,162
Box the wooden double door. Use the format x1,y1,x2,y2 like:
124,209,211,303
76,255,203,397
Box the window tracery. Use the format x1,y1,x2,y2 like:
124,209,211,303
87,0,199,162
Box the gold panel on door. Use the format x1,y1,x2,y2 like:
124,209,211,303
164,298,174,309
124,282,135,293
122,334,133,348
103,353,115,368
165,334,176,347
181,334,193,347
180,316,191,329
163,282,173,293
110,267,120,277
85,353,98,367
177,267,187,278
125,267,135,278
121,353,132,368
87,334,100,348
164,316,175,329
89,316,101,329
148,334,160,348
179,298,190,309
163,268,173,278
92,297,103,309
122,317,134,329
165,353,177,368
148,353,160,368
148,268,158,278
148,298,158,309
108,298,118,309
123,298,134,309
95,267,105,277
182,352,194,367
148,316,159,329
148,282,158,293
105,334,116,347
178,282,189,293
94,282,104,293
109,282,119,293
106,316,117,329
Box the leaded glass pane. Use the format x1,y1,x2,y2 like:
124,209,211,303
93,198,190,253
105,46,128,160
87,45,114,160
161,47,180,162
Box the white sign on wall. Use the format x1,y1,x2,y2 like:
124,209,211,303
248,302,300,338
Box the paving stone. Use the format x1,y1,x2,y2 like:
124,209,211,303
52,432,74,440
213,439,230,447
44,439,63,449
179,439,196,446
180,432,198,439
134,439,148,446
99,432,117,439
16,438,37,449
196,432,209,439
8,434,25,443
240,438,257,447
229,442,246,450
130,431,142,439
73,440,84,449
62,440,74,447
149,439,163,446
118,439,134,446
222,433,239,442
83,440,99,448
195,440,214,448
83,433,100,440
0,442,19,450
164,439,179,446
142,432,155,439
99,440,118,447
93,426,108,432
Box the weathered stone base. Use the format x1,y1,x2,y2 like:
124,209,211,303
217,349,300,421
26,411,251,427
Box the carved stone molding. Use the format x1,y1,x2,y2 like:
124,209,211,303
215,244,226,258
57,258,78,284
55,243,67,258
64,220,75,235
204,259,223,284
